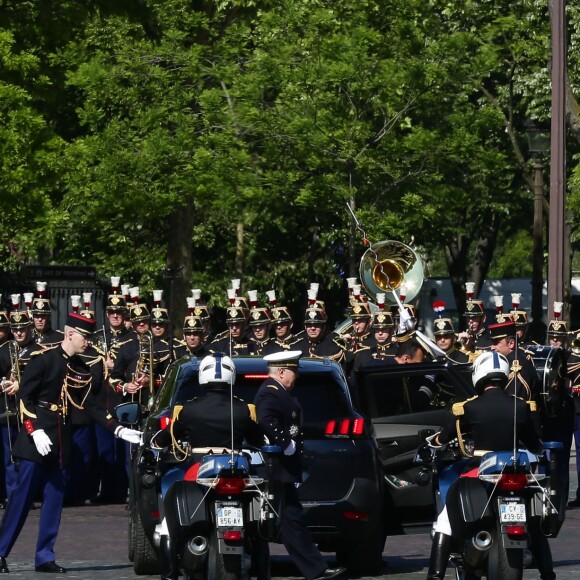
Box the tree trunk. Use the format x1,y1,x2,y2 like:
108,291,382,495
444,233,469,329
235,222,244,280
165,200,194,339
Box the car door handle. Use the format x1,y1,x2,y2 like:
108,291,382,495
381,440,399,447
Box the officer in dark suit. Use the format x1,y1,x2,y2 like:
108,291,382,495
254,351,346,580
0,312,142,574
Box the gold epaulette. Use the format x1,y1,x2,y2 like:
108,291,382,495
31,345,59,356
267,384,278,390
527,400,537,412
354,345,372,355
247,403,257,422
172,404,184,421
114,337,136,348
452,395,477,416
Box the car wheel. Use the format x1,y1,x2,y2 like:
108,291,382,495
133,508,160,575
336,525,385,575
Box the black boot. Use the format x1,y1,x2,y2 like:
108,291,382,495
159,535,178,580
426,532,452,579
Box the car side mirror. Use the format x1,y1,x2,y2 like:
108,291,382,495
114,402,142,426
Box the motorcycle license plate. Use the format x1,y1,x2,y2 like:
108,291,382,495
500,502,526,523
216,506,243,527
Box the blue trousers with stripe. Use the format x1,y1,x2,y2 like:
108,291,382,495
0,459,66,567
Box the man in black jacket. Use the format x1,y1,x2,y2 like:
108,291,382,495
0,312,142,574
254,351,346,580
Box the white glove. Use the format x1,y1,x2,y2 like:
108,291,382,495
398,306,415,333
284,440,296,456
31,429,53,456
115,426,143,445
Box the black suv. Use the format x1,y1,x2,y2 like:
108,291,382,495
352,360,474,535
128,355,386,576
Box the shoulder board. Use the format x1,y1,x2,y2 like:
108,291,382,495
267,384,278,390
452,395,477,416
526,400,537,412
172,405,184,421
247,403,257,422
31,345,58,357
355,345,371,354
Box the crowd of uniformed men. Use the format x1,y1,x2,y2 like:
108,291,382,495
1,277,580,511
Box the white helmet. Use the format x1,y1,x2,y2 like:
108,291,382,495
198,353,236,385
472,351,510,390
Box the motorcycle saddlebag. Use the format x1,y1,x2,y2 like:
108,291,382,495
446,477,492,537
165,480,207,529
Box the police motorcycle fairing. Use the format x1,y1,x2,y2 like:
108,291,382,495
160,444,281,580
415,438,562,580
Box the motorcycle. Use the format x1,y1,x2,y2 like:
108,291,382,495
160,444,282,580
415,437,563,580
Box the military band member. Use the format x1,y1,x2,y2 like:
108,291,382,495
293,301,344,362
546,302,568,349
458,298,491,352
210,298,256,356
0,312,10,348
262,292,300,354
341,299,373,376
150,306,173,383
488,320,538,402
30,294,63,348
0,312,141,574
247,294,272,356
0,311,10,506
1,312,44,505
173,315,210,359
433,318,471,364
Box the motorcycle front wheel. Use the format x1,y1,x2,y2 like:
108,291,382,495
206,530,242,580
487,520,523,580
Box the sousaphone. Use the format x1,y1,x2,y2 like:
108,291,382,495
359,240,424,304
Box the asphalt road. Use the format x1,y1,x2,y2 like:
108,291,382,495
2,471,580,579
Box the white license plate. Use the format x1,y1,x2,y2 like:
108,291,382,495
500,502,526,523
217,506,243,527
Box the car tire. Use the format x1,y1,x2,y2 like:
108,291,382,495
133,508,160,575
336,525,385,575
128,509,135,562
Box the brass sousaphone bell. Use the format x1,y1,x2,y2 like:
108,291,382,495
359,240,424,304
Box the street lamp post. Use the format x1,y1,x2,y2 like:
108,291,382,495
525,119,550,343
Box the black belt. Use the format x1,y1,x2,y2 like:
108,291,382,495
37,400,63,412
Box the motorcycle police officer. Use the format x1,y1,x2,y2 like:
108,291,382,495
425,351,547,580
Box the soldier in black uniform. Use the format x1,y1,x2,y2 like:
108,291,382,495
210,299,256,356
262,297,300,354
91,292,133,505
150,306,173,388
488,320,539,402
0,311,43,505
433,318,471,365
247,298,272,356
152,353,263,580
0,312,141,574
254,351,346,580
173,315,211,359
30,288,63,348
426,351,545,580
293,302,344,362
0,310,10,507
341,299,373,376
458,299,491,352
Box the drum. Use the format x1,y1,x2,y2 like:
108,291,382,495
525,344,566,418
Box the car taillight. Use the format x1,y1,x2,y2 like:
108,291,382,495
498,473,528,491
325,417,366,437
159,416,172,430
215,477,246,495
243,374,269,380
342,511,370,521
